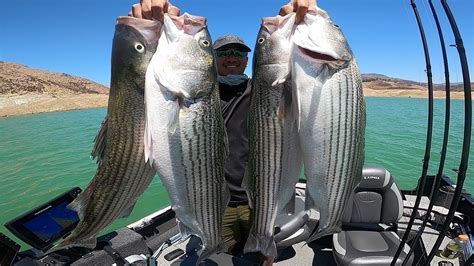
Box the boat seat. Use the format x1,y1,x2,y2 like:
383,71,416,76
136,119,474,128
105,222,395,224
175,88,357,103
333,166,414,265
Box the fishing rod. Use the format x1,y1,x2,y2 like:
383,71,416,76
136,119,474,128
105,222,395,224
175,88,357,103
424,0,472,263
402,0,451,263
391,0,435,264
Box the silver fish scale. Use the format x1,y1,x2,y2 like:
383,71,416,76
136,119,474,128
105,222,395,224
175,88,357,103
48,18,162,252
150,84,229,259
178,89,228,249
248,72,283,237
83,98,155,237
59,81,156,248
245,62,300,258
303,59,365,241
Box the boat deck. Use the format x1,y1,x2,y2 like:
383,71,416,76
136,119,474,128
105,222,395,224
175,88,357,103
155,234,335,265
153,195,465,265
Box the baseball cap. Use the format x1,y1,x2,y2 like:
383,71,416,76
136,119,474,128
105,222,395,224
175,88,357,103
213,35,251,52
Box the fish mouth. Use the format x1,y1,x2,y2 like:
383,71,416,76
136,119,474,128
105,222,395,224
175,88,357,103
169,13,207,35
297,46,337,62
116,16,162,44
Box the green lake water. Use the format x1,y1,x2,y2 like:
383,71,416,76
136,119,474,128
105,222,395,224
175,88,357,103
0,97,472,250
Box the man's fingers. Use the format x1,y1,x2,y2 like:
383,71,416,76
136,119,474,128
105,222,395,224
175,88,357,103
279,3,294,17
294,0,309,24
132,4,143,18
151,0,166,21
295,5,308,24
168,4,180,16
140,0,153,19
308,0,317,11
279,0,316,22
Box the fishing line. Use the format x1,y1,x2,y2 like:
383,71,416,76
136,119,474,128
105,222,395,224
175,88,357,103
404,0,451,264
420,0,436,36
424,0,472,263
391,0,435,264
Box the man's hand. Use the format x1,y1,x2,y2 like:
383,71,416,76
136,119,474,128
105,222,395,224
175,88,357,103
279,0,317,24
128,0,180,22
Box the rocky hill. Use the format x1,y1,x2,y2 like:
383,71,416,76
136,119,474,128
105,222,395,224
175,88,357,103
362,73,470,92
0,61,109,95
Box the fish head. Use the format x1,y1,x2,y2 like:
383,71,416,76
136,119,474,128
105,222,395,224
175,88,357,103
253,13,295,86
111,17,161,91
155,13,216,100
254,14,295,68
293,9,353,67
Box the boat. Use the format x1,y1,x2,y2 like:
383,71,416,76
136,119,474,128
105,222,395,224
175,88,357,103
1,165,473,265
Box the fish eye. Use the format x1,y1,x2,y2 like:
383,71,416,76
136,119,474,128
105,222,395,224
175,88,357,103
200,39,210,47
134,43,145,53
258,37,265,44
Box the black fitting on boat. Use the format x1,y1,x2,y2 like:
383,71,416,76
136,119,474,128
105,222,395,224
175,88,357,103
103,245,127,265
424,0,472,262
403,0,452,264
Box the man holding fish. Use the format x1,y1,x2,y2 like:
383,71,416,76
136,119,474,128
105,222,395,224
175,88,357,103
129,0,316,253
128,0,364,265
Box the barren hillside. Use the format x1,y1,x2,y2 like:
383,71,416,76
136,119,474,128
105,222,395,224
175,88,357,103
0,61,109,95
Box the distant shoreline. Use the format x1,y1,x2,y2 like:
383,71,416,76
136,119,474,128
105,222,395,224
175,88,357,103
0,94,109,117
0,90,470,117
363,88,468,100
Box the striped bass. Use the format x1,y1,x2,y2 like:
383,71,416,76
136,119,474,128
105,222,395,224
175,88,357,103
291,10,365,242
144,13,229,263
243,14,303,259
47,17,160,252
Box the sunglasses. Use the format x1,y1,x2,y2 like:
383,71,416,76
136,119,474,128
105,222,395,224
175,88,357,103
215,49,248,58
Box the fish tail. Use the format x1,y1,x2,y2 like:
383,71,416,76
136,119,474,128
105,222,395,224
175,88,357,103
307,225,342,244
177,220,196,239
196,241,226,264
243,233,277,259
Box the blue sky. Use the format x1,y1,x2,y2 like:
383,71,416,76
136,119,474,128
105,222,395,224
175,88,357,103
1,0,472,87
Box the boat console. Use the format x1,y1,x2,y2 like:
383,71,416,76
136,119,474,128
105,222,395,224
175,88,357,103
4,187,82,252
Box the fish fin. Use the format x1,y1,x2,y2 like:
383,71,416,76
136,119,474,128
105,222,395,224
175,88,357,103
280,192,296,215
119,201,136,219
90,116,108,165
277,79,293,122
271,77,287,87
166,99,180,134
197,241,226,264
294,84,302,132
271,69,291,87
177,220,194,239
67,189,90,221
241,169,254,210
243,233,277,259
143,108,154,166
46,237,97,255
277,114,302,214
222,124,230,159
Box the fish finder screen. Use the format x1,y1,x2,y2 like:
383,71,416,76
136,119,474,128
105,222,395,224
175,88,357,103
23,202,79,242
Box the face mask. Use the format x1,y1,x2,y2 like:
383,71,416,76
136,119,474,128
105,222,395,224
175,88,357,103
218,74,249,86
